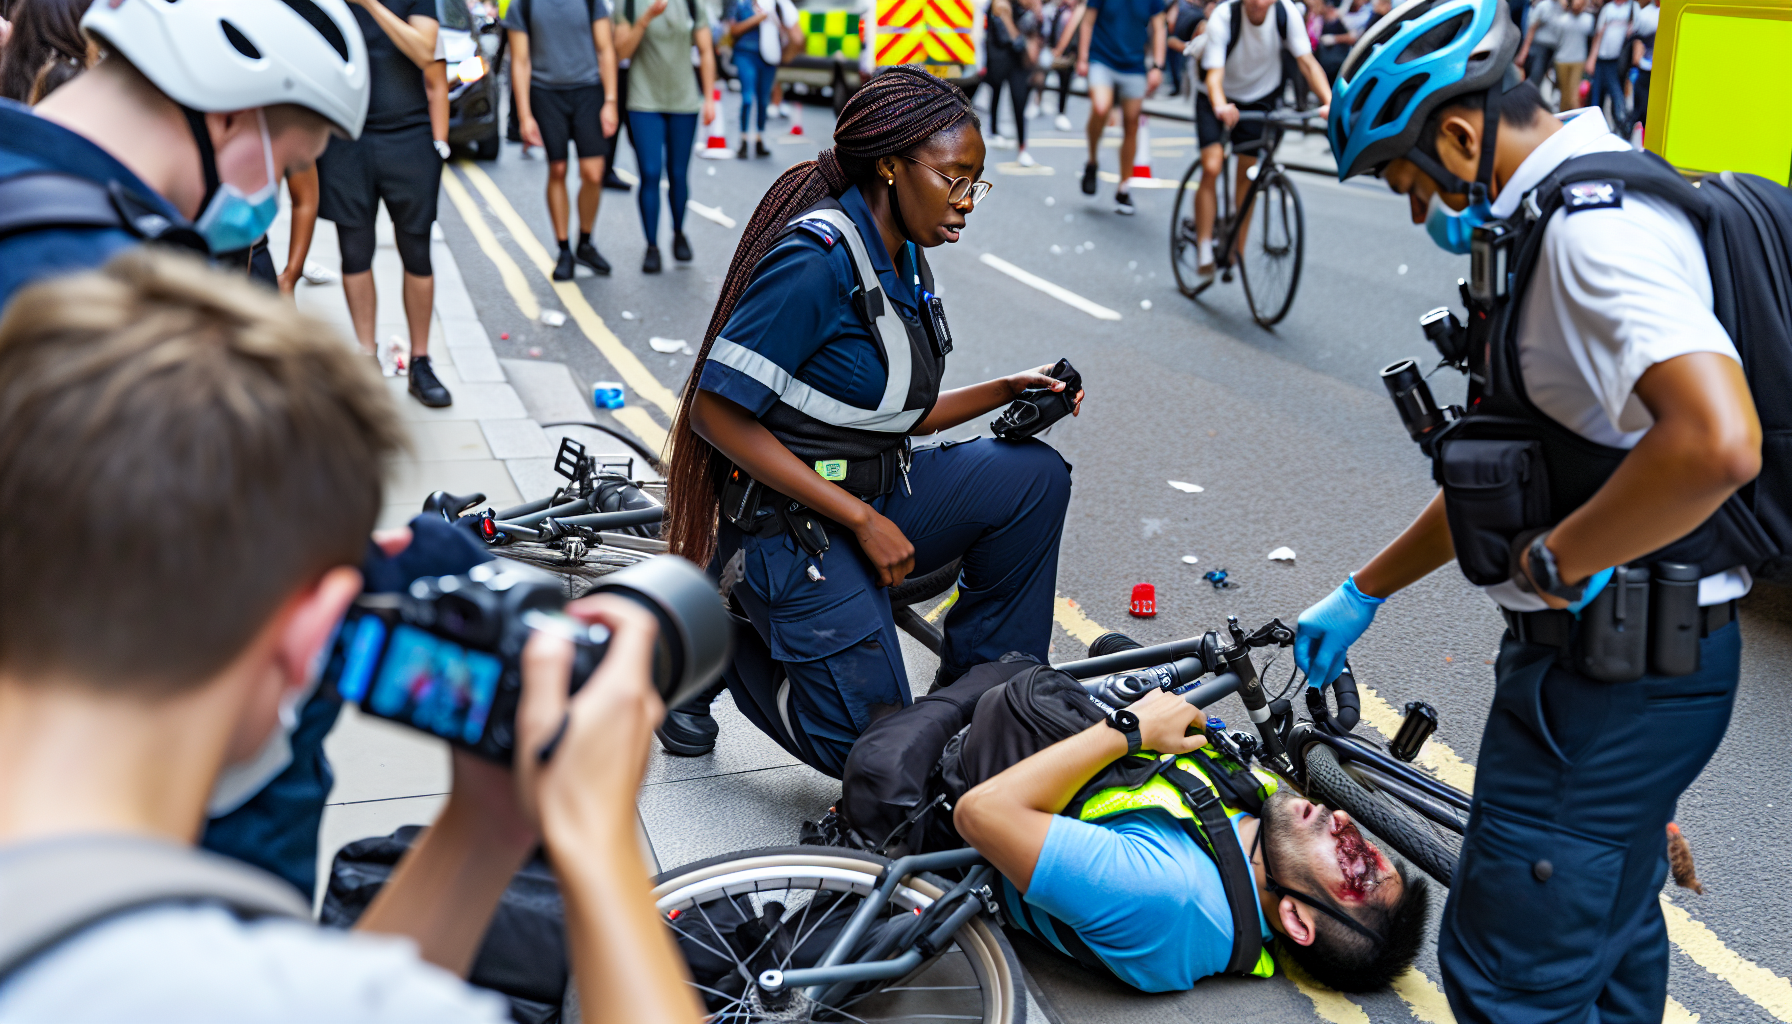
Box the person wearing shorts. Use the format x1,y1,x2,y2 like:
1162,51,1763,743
317,0,451,407
506,0,621,280
1189,0,1329,279
1075,0,1167,215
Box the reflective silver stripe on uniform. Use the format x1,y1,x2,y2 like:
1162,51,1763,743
709,338,926,432
779,206,918,432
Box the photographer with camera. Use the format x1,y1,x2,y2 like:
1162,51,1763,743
0,251,701,1024
1307,0,1776,1018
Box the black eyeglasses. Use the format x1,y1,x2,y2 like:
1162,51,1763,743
903,156,993,205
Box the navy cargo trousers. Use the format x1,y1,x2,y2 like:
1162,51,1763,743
721,436,1072,777
1438,620,1741,1023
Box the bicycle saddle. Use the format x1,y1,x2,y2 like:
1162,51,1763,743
421,490,486,522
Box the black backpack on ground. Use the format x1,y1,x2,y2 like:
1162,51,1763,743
323,827,570,1024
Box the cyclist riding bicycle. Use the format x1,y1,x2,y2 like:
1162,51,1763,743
1191,0,1331,281
1308,0,1764,1018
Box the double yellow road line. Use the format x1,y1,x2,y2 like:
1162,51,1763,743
440,161,678,455
1051,596,1790,1024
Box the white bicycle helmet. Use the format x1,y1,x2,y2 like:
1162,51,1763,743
83,0,370,139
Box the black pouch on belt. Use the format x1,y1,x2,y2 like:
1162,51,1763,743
1436,438,1550,586
1573,565,1650,682
990,358,1082,440
776,500,832,558
1649,562,1701,676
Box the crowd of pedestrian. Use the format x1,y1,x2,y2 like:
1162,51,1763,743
1516,0,1656,134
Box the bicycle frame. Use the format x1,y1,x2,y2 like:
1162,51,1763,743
1211,124,1289,273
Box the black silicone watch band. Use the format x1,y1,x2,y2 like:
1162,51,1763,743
1106,710,1142,755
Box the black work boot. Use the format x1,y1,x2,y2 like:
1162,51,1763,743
656,681,726,756
642,244,663,273
407,354,452,407
672,231,693,262
553,245,576,281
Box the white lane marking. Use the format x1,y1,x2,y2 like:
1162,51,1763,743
977,253,1122,321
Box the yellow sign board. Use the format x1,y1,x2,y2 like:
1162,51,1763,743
1646,0,1792,183
874,0,978,67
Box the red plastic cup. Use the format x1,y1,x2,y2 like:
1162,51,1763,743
1130,583,1157,617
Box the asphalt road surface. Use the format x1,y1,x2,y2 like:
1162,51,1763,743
435,83,1792,1024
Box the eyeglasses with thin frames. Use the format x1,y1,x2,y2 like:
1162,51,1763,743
903,156,993,206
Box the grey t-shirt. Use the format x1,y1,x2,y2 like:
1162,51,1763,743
614,0,709,113
504,0,615,88
1551,9,1594,63
0,905,512,1023
1529,0,1562,46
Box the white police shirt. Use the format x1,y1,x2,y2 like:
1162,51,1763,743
1481,107,1751,612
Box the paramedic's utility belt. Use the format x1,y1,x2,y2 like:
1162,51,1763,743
721,446,912,559
1502,563,1734,684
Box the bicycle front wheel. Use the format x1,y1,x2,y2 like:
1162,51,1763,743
1236,168,1305,326
1303,744,1462,887
655,846,1025,1024
1170,158,1216,298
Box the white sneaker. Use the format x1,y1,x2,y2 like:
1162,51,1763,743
1025,101,1041,120
1054,113,1073,132
1017,149,1036,167
300,260,337,285
990,134,1016,149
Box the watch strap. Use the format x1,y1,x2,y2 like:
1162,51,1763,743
1106,710,1142,755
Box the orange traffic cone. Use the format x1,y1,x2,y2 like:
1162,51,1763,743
699,84,731,159
1130,114,1152,180
788,100,804,137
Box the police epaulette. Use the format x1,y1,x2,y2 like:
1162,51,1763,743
793,218,841,247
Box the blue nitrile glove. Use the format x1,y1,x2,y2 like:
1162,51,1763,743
1567,566,1615,615
1295,576,1385,686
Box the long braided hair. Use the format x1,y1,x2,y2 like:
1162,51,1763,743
664,66,978,568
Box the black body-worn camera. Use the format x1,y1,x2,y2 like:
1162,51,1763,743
320,556,731,762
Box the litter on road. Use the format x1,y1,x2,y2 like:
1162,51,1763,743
649,337,694,354
539,309,567,327
1129,583,1157,617
592,382,625,409
1168,480,1204,493
1181,555,1200,564
1267,546,1297,562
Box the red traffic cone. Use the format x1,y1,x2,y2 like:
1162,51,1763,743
699,84,731,159
1129,583,1156,617
788,100,804,136
1130,114,1152,180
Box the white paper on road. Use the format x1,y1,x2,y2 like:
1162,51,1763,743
539,309,567,327
1168,480,1204,493
650,337,693,354
1267,546,1297,562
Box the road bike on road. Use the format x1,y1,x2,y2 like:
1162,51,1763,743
1170,109,1319,327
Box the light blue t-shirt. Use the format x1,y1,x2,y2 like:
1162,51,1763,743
999,808,1270,993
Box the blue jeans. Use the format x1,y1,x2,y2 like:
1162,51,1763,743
1438,621,1741,1022
1589,58,1628,128
723,437,1073,777
735,49,775,135
627,110,698,243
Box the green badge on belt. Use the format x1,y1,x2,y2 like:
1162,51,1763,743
815,460,848,481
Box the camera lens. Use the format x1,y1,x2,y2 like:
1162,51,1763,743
586,556,733,709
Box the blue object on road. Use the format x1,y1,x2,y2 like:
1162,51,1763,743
1294,575,1384,686
593,381,626,409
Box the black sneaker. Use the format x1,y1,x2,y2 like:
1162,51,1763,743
738,139,750,159
407,354,452,407
654,681,724,756
1115,190,1135,215
603,168,631,191
672,232,693,262
643,244,662,274
755,139,772,158
1081,160,1099,195
552,246,576,281
575,241,612,275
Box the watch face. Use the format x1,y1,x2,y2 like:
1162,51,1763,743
1115,710,1140,730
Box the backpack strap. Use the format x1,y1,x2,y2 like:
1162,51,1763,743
0,173,208,254
0,834,309,984
1223,1,1286,64
1158,763,1266,976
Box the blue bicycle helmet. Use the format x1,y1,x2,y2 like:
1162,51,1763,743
1327,0,1522,183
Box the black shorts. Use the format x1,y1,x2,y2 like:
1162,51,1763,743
315,122,442,235
531,83,608,164
1195,91,1278,150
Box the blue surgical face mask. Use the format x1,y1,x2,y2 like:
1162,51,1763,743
195,109,280,254
1425,192,1492,255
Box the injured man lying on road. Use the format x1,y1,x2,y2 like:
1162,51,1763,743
938,665,1433,994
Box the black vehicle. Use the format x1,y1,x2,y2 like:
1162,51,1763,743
442,0,503,159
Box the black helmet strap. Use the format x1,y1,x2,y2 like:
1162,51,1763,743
180,106,223,216
1406,62,1523,206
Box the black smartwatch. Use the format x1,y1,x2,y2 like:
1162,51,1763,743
1105,709,1142,755
1512,528,1588,603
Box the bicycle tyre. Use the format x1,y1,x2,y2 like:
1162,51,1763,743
1170,158,1216,298
1236,168,1305,327
654,845,1025,1024
1303,744,1460,887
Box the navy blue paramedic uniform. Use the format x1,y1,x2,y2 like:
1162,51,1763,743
698,185,1072,778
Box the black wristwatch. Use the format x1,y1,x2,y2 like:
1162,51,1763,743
1105,709,1142,755
1512,528,1588,603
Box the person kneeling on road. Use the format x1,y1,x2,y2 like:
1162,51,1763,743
0,251,702,1024
955,687,1431,993
656,67,1078,775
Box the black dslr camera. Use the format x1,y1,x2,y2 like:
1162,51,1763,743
320,556,730,762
